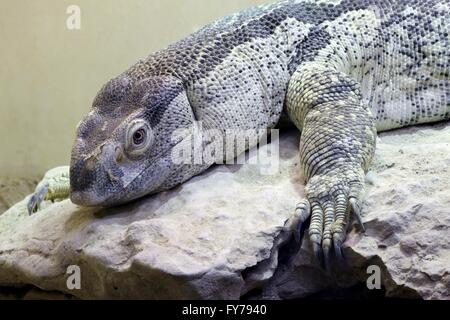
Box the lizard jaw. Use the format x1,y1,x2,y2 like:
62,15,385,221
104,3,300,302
70,189,106,207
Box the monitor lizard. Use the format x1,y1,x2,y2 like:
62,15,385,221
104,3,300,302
27,0,449,267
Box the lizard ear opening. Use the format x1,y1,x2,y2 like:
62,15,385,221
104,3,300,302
125,119,154,158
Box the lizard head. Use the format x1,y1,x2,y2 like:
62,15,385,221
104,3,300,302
70,74,199,207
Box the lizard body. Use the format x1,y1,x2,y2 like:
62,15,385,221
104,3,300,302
29,0,450,265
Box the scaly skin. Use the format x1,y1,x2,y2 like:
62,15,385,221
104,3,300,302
28,0,449,267
27,166,70,214
285,64,377,265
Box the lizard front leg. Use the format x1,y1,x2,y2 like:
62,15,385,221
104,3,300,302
286,64,377,268
27,166,70,215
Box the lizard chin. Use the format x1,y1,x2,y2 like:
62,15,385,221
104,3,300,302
70,189,108,207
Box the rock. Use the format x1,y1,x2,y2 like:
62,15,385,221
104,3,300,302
345,121,450,300
22,287,70,300
0,122,449,300
263,122,450,300
0,131,306,299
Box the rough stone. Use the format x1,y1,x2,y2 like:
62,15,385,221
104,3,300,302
0,122,449,299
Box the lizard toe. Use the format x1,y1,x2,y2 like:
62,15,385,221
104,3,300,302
309,201,325,266
27,183,49,215
292,199,311,244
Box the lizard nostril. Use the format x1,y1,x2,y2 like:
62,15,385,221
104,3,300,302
115,145,124,163
85,155,96,171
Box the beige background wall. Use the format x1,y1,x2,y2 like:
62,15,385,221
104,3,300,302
0,0,268,178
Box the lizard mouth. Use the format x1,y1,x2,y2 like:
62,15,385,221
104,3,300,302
69,150,123,206
70,189,107,207
70,163,121,207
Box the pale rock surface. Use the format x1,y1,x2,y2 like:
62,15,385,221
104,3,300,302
346,122,450,300
262,122,450,300
0,133,304,299
0,122,449,299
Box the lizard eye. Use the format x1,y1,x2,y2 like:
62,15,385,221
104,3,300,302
133,129,146,146
125,119,153,157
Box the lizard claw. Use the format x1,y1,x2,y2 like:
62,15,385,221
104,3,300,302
350,197,365,232
312,239,324,267
333,238,345,267
289,192,354,270
27,183,49,215
299,168,366,268
293,199,311,244
322,239,332,271
26,166,71,215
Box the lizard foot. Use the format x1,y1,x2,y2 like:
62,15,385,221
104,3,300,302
27,166,71,215
293,168,366,270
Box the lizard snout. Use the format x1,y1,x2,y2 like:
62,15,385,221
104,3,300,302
69,144,122,206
